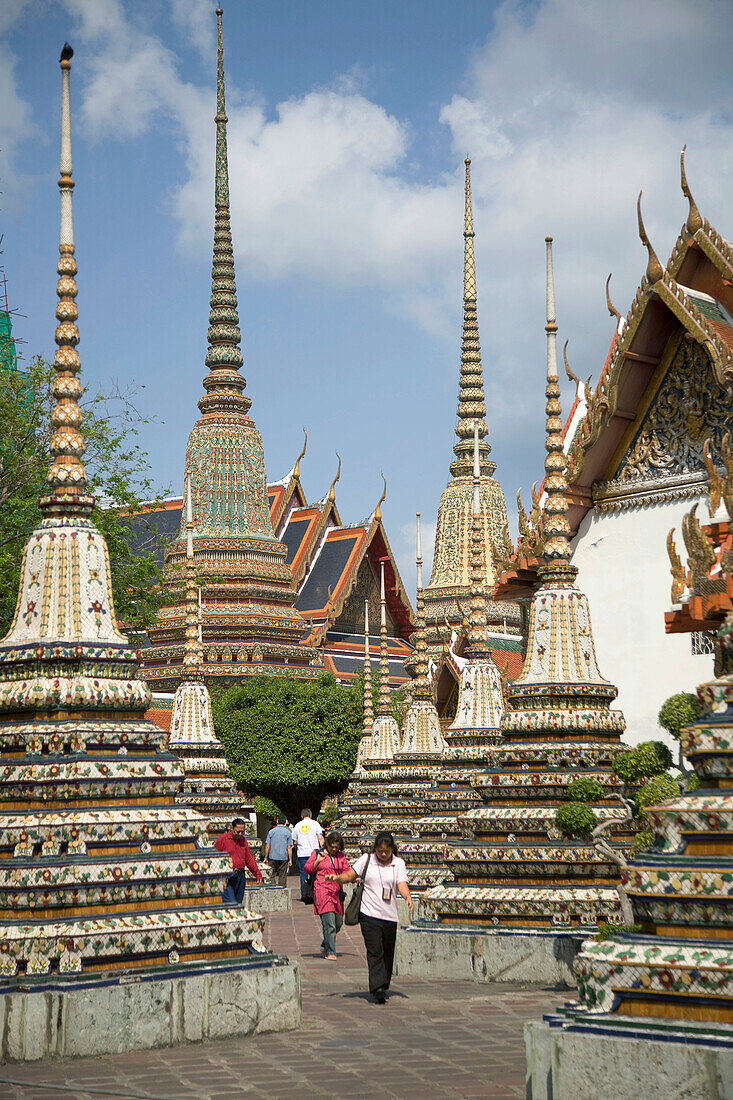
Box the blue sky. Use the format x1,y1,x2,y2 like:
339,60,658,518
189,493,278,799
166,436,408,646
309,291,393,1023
3,0,733,596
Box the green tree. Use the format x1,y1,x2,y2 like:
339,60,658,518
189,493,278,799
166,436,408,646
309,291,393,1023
556,802,599,839
658,691,701,776
0,358,170,634
212,672,364,823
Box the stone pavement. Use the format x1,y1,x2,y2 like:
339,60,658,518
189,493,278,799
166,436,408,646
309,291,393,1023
0,886,561,1099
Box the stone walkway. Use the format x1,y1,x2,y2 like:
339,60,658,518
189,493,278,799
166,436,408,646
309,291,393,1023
0,888,561,1099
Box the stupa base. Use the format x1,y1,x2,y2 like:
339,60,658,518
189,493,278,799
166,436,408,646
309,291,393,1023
395,923,587,987
0,955,300,1061
245,884,292,912
525,1009,733,1100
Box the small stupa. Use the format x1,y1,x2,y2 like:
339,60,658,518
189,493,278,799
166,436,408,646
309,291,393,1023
0,37,297,1058
167,478,252,836
424,238,632,929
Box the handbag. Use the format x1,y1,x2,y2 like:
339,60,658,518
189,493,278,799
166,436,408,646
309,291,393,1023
301,864,316,905
344,853,369,925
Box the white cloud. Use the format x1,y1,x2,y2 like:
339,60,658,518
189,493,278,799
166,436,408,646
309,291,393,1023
0,1,38,214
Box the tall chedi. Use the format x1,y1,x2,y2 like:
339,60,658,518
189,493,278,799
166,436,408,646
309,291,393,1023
423,238,633,934
143,8,317,692
402,425,506,888
166,478,252,837
425,159,521,691
0,42,297,1060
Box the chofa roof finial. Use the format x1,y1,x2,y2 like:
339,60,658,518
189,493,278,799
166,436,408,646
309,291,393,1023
293,427,307,480
327,452,341,504
605,273,622,324
375,473,387,521
680,145,703,236
637,191,664,285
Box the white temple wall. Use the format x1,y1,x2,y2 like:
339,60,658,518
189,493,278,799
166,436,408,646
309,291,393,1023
570,497,715,749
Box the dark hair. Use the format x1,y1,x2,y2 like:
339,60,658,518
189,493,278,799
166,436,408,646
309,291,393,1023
373,830,397,854
276,814,287,825
324,830,345,852
301,808,312,818
232,817,246,828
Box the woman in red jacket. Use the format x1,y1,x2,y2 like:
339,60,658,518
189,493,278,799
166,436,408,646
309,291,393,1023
304,830,350,959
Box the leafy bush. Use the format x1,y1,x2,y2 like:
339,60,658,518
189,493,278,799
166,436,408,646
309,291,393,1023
213,673,363,823
253,796,282,821
687,772,701,792
635,773,680,815
658,692,701,740
632,827,655,856
613,741,673,784
566,777,605,803
595,922,642,942
555,803,598,839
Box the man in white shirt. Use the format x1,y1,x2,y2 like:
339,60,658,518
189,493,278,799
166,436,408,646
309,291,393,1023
292,808,324,892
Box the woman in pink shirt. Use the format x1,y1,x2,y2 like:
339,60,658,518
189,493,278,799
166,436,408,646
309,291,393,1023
326,831,413,1002
304,830,350,960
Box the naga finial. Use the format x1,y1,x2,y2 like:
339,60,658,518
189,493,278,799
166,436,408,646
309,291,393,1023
680,145,703,236
703,437,723,516
605,274,622,323
293,427,307,481
375,472,387,521
637,192,664,285
563,339,581,390
327,453,341,504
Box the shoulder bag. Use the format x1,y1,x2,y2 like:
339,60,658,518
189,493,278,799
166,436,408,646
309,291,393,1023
344,853,369,925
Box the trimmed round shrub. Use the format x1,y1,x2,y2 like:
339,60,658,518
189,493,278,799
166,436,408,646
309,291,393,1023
635,773,680,814
566,776,605,803
632,827,655,856
687,772,701,792
613,740,673,784
555,802,598,839
658,692,701,740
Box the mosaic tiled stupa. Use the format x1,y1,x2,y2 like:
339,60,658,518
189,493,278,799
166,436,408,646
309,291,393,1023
142,10,318,692
166,479,252,838
424,238,633,928
526,423,733,1096
0,38,297,1059
424,159,522,688
337,568,399,852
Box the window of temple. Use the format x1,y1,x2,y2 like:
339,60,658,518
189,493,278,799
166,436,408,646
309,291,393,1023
691,631,715,656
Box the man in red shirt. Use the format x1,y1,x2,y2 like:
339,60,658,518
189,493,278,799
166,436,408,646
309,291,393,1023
214,817,263,904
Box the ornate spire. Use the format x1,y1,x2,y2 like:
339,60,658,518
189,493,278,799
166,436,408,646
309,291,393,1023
450,157,494,480
41,43,94,517
539,237,573,573
198,8,249,419
363,599,373,730
182,476,203,675
377,561,392,718
411,513,431,699
467,422,490,652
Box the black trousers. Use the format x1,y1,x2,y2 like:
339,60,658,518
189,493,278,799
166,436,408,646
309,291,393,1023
359,914,398,993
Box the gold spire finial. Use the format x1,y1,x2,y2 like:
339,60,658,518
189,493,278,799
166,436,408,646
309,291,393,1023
377,562,392,717
293,427,307,481
362,597,373,735
41,41,95,516
467,421,490,651
374,473,387,521
540,236,572,567
327,453,341,504
637,192,664,285
680,145,703,236
605,274,622,324
450,158,493,480
411,512,431,699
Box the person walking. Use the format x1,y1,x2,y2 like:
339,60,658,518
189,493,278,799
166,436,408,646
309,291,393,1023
214,817,263,904
304,830,350,960
326,830,413,1003
291,808,324,893
264,814,293,887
